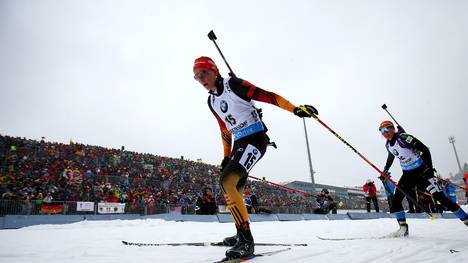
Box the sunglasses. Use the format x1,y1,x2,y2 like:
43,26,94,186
194,69,209,80
379,126,393,134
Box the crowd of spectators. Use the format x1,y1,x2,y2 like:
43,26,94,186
0,134,315,214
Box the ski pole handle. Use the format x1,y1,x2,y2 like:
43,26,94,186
207,30,217,41
381,103,402,127
207,30,236,77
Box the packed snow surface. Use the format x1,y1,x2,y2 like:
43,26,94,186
1,217,467,263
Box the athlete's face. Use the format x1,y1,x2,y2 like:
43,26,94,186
194,68,217,92
381,126,396,140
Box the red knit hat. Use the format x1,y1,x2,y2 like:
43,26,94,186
379,120,394,130
193,56,218,74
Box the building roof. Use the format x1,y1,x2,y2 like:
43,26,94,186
283,180,384,197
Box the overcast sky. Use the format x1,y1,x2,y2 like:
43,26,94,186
1,0,467,188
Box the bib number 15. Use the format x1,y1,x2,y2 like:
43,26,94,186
239,144,262,172
225,114,236,126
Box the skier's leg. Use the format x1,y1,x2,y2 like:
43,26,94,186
389,189,409,237
420,173,468,225
220,164,257,257
220,164,251,235
389,172,414,237
221,134,267,258
391,189,406,221
387,197,393,212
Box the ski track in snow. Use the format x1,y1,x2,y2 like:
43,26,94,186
0,217,467,263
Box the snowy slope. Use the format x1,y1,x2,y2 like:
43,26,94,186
0,218,467,263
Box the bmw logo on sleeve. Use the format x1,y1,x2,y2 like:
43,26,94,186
220,100,228,113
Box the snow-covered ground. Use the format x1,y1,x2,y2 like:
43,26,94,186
1,217,467,263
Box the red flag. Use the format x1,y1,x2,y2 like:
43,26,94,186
40,203,64,214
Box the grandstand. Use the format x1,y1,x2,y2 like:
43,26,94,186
5,133,465,217
283,181,389,211
0,134,320,216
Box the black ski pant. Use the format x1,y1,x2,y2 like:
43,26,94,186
406,189,417,213
386,197,393,211
366,196,379,212
390,166,460,214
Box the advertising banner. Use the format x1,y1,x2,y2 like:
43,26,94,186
97,202,125,214
77,201,95,212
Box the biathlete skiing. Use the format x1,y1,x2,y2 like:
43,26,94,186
193,56,317,259
379,120,468,237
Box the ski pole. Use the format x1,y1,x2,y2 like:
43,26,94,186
381,104,402,127
207,30,236,77
248,175,315,197
300,106,434,218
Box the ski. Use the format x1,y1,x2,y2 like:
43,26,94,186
316,235,393,241
213,248,292,263
122,240,307,247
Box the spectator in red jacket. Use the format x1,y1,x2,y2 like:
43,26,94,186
363,179,379,212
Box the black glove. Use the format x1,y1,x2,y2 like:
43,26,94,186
379,170,390,181
219,157,230,172
294,105,318,118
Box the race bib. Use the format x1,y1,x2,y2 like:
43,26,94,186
426,177,442,194
239,144,262,172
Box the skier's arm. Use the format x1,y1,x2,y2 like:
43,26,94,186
228,77,296,111
383,151,395,173
247,85,297,112
208,98,232,157
228,77,318,116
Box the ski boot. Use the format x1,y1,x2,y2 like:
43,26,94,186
225,223,254,259
388,221,409,238
222,232,238,246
